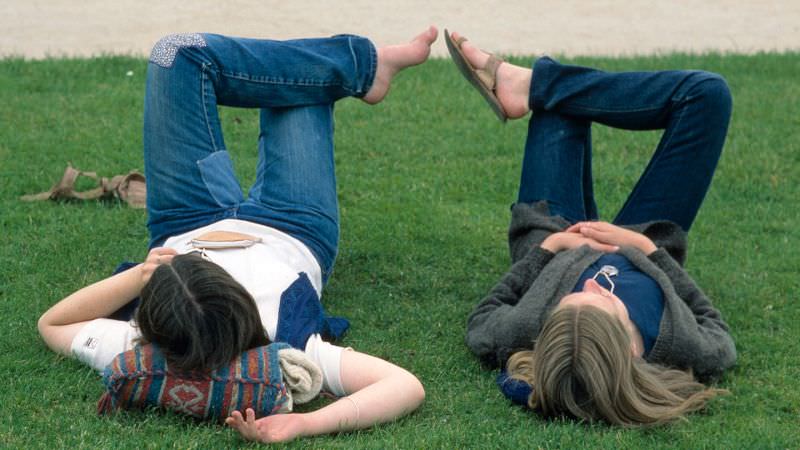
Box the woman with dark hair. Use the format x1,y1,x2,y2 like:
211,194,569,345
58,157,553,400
446,30,737,426
38,27,437,442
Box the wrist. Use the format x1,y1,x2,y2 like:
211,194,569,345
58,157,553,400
292,412,315,437
294,413,311,438
638,238,657,255
540,234,562,253
133,263,148,288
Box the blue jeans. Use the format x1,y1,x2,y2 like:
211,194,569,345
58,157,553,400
517,57,732,231
143,33,377,281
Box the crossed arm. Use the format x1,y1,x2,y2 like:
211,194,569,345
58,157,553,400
542,221,657,255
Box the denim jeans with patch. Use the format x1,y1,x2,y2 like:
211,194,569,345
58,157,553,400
517,56,732,231
143,33,377,281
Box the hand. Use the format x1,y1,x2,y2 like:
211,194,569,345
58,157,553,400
226,409,307,443
565,221,657,255
140,247,177,285
540,231,620,254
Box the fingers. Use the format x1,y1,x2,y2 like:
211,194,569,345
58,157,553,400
146,247,177,266
226,409,259,441
565,222,620,243
226,411,243,428
577,226,611,240
565,221,613,233
246,408,256,425
148,247,178,259
584,240,619,253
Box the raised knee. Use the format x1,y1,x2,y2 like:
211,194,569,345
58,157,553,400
690,72,732,116
149,33,207,68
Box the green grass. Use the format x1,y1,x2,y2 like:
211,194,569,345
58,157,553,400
1,52,799,449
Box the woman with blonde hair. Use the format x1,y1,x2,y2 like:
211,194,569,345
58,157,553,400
446,30,736,426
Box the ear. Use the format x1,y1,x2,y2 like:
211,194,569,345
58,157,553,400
628,328,644,358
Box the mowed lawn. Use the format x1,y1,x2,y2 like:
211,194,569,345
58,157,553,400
1,52,798,449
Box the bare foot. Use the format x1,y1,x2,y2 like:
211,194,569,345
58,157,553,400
362,26,438,104
449,31,532,119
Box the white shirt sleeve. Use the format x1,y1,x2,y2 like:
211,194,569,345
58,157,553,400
304,334,349,397
70,319,140,372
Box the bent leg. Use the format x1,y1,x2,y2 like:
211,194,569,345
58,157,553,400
530,57,732,230
144,33,377,247
517,111,597,223
239,105,339,280
612,75,732,230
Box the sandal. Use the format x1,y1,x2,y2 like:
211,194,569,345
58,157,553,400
444,29,508,122
21,164,146,208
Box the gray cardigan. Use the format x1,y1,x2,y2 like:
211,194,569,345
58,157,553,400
466,201,736,381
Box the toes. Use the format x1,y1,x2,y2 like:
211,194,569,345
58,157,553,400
425,25,439,43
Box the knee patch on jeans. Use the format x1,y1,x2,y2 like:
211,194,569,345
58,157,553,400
150,33,207,68
197,150,244,208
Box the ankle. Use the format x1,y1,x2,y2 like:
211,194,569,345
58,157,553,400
361,26,437,105
496,62,532,119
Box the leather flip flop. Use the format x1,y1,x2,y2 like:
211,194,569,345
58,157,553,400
444,29,508,122
21,164,146,208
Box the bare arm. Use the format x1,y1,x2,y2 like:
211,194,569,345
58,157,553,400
226,349,425,443
37,248,176,355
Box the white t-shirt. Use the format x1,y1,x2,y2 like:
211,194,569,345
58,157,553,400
70,219,347,396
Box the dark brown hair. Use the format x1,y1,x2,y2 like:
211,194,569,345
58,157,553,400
136,253,269,372
507,305,725,426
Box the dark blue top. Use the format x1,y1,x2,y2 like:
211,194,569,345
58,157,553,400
571,253,664,356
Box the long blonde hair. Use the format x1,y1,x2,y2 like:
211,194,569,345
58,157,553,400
507,305,726,426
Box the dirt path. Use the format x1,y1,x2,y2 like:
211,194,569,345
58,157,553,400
2,0,798,59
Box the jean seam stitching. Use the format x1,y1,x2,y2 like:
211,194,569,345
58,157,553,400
348,36,359,95
197,152,237,208
564,103,668,115
201,64,219,152
367,40,378,96
219,71,344,87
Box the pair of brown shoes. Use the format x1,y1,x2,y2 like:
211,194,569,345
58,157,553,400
21,164,146,208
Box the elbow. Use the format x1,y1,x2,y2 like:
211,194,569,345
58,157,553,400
37,310,58,351
393,369,425,412
696,339,737,381
36,309,70,355
721,339,738,371
37,311,51,339
404,371,426,410
714,331,738,372
412,375,426,407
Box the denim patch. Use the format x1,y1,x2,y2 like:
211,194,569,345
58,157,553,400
197,150,243,208
150,33,207,68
